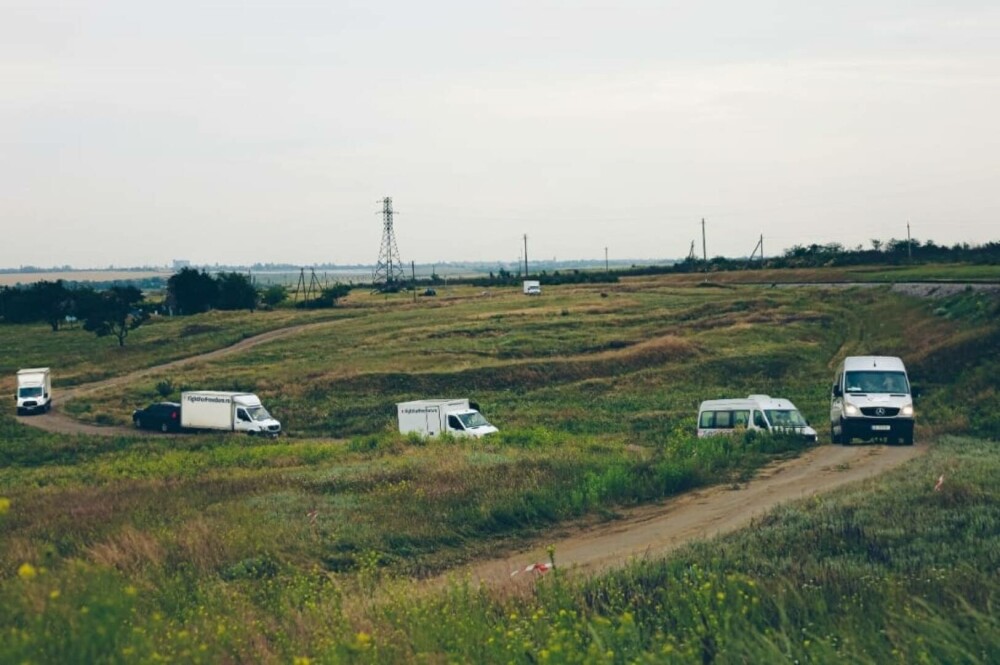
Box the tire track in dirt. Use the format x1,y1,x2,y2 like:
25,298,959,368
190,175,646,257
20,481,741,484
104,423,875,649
452,442,925,588
14,318,352,436
14,312,927,588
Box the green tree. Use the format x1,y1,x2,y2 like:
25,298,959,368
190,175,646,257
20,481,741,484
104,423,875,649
81,286,147,347
167,268,217,314
215,272,258,311
261,284,288,307
296,284,351,309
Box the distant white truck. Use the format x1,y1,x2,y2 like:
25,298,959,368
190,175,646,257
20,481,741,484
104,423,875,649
397,398,499,438
16,368,52,415
523,280,541,295
180,391,281,436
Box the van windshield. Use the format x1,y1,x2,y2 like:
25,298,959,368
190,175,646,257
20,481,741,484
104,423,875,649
845,371,909,394
457,411,491,428
764,409,808,427
246,406,272,422
18,387,43,398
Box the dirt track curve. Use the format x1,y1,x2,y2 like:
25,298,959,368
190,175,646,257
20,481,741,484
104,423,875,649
456,442,924,587
14,319,926,585
14,319,344,436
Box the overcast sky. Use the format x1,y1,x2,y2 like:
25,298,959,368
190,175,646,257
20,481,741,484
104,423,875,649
2,1,998,268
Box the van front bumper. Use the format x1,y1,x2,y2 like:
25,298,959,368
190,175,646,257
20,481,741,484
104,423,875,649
842,417,913,441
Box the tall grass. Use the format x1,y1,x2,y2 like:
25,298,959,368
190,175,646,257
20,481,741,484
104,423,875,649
2,436,995,663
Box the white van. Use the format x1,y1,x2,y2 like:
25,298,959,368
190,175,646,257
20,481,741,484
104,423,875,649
830,356,914,445
697,395,817,442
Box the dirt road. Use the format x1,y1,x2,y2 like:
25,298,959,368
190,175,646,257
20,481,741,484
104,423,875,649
458,442,924,586
14,319,345,436
14,319,926,585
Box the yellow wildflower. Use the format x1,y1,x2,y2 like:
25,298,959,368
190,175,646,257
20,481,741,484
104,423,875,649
0,497,10,514
17,563,37,580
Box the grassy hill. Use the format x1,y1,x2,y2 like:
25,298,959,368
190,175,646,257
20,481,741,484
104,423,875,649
1,273,997,662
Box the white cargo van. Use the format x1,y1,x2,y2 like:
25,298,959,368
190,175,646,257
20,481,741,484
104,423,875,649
397,399,498,438
697,394,817,442
180,391,281,436
16,368,52,415
523,280,541,296
830,356,914,445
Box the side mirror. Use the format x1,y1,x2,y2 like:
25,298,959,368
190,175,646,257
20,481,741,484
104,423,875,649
832,385,843,397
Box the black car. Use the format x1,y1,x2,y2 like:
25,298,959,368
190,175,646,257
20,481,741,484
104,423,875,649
132,402,181,432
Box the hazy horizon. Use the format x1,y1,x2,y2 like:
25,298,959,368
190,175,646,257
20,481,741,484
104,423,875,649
3,2,998,268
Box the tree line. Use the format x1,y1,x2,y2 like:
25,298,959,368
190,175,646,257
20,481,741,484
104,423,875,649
0,281,146,346
0,268,351,346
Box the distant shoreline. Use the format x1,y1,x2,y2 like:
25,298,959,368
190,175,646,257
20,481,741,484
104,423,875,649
0,270,172,286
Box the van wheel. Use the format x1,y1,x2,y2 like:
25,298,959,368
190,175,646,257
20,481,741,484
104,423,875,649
838,420,851,445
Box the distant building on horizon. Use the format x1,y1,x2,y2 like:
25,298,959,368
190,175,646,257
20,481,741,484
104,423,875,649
172,259,191,269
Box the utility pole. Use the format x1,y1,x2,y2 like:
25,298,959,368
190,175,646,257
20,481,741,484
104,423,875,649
701,218,707,265
605,246,609,273
907,221,912,262
523,234,529,278
411,261,416,302
760,234,764,263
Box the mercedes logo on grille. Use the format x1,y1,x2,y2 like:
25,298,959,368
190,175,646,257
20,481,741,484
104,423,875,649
875,407,886,416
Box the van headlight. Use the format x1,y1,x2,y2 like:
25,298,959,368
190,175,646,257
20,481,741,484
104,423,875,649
901,404,914,417
844,404,860,416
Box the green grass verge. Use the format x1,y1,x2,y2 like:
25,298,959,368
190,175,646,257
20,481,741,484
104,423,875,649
1,436,995,663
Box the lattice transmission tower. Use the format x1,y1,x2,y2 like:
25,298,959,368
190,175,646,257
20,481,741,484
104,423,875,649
372,196,405,290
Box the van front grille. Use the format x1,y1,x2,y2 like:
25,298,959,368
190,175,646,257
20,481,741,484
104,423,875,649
860,407,900,417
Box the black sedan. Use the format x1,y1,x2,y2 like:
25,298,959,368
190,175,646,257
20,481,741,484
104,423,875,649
132,402,181,432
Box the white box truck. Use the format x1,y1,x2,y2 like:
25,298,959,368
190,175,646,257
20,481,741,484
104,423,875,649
397,398,499,438
16,368,52,415
180,391,281,436
523,280,541,295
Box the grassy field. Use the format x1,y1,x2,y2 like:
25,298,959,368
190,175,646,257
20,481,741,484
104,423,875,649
0,308,355,390
2,273,998,662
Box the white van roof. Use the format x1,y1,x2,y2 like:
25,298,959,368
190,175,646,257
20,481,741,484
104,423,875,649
842,356,907,372
699,395,801,412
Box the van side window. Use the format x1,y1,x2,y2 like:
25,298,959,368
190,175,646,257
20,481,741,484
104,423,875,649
237,408,250,422
699,411,715,428
753,411,768,428
732,410,750,427
714,411,732,428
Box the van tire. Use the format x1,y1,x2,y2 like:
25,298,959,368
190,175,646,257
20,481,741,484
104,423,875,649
838,420,851,445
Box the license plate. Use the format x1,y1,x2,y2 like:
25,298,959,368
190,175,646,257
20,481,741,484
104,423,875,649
872,425,891,431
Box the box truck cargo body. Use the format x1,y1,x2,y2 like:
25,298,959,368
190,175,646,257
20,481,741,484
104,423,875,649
397,399,498,438
16,368,52,415
180,391,281,436
523,280,541,295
